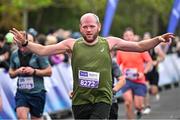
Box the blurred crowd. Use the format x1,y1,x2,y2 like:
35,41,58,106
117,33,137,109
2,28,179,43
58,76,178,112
134,32,180,56
1,27,180,72
0,28,82,71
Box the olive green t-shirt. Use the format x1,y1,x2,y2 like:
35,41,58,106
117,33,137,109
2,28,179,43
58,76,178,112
71,36,112,105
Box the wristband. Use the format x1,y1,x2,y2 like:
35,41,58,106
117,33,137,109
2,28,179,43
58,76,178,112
22,40,28,47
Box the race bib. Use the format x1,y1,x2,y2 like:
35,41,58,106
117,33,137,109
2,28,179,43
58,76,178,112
125,68,139,80
79,70,100,88
18,77,34,89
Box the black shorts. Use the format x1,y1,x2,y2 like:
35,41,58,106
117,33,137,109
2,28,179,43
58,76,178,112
109,102,119,119
146,67,159,86
72,102,111,119
15,90,46,118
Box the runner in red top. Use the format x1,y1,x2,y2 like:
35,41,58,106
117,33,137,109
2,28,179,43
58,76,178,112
116,28,152,119
117,51,152,84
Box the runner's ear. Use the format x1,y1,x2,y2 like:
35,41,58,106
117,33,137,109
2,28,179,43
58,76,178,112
98,23,101,32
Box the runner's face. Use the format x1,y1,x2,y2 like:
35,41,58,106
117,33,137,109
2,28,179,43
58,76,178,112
123,31,135,41
20,34,34,53
80,16,100,43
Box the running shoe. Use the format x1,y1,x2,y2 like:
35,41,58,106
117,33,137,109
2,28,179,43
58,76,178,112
142,106,151,114
136,111,142,119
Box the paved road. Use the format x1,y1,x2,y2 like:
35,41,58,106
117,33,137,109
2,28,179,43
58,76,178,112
50,85,180,119
118,86,180,119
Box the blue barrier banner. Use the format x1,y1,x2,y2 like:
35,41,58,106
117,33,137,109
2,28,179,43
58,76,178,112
0,62,73,119
167,0,180,33
102,0,119,37
0,70,17,119
44,63,72,112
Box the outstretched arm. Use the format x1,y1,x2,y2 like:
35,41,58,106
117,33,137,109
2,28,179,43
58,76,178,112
107,33,175,52
10,28,75,56
25,39,74,56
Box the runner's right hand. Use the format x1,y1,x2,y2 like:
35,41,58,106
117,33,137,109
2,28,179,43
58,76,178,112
9,28,26,46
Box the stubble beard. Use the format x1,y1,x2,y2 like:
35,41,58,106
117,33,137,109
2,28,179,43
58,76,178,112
82,31,99,43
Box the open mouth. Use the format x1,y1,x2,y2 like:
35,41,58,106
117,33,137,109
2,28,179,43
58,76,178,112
86,34,93,37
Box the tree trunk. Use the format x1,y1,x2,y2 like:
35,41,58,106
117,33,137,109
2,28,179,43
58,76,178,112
23,9,28,31
152,14,159,36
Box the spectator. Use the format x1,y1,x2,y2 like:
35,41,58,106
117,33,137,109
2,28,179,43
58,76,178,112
143,32,165,114
0,34,11,71
45,35,64,65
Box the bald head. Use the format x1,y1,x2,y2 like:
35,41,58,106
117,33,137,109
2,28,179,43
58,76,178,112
80,13,100,24
79,13,101,43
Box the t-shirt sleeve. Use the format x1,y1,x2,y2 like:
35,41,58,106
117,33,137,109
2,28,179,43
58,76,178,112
9,52,16,69
116,51,122,65
142,51,152,62
37,56,50,69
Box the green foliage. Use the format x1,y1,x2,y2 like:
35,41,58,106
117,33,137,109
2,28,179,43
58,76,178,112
110,0,174,36
12,0,53,10
0,0,53,32
0,0,22,31
0,0,175,35
28,0,107,33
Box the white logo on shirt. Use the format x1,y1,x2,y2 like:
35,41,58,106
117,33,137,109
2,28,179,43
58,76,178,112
100,48,104,52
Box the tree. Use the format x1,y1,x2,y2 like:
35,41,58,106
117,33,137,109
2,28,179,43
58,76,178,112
0,0,174,35
111,0,174,36
0,0,22,33
28,0,106,33
0,0,52,32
